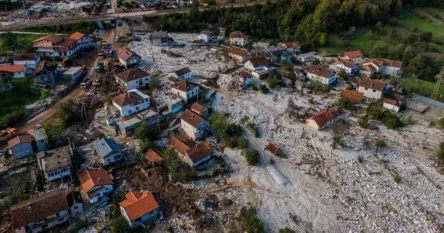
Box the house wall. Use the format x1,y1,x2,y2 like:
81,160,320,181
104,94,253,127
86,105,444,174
198,34,209,42
357,86,383,99
87,184,113,203
15,209,69,233
244,61,255,71
102,152,122,166
229,38,246,46
181,119,198,140
36,139,48,152
13,58,40,69
116,76,150,90
192,155,212,167
46,167,71,181
77,37,95,50
178,72,192,81
10,143,33,159
168,101,184,114
13,71,26,78
383,103,400,112
119,56,141,67
228,53,246,63
307,73,328,85
112,98,150,117
69,202,84,217
172,86,198,103
306,119,320,131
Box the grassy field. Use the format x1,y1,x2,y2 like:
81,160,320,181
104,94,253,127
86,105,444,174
0,34,41,55
0,78,40,117
402,78,444,103
399,10,444,38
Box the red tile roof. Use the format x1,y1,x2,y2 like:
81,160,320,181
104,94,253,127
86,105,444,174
278,42,300,48
224,46,248,57
171,80,196,92
10,189,69,229
307,110,339,128
377,58,403,68
168,137,191,155
115,69,149,82
249,56,269,68
181,109,204,128
8,135,33,149
119,190,159,221
307,65,334,78
266,143,280,155
340,90,364,104
33,34,63,43
78,168,113,193
0,65,25,73
186,141,211,163
190,102,205,116
69,32,85,41
229,31,246,38
343,50,363,60
384,98,398,105
112,91,145,107
145,149,162,162
118,48,140,61
357,77,387,91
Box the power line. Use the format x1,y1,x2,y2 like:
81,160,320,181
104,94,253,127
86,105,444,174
431,66,444,101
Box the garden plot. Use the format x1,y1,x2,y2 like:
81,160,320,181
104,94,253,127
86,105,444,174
210,89,444,232
129,33,236,78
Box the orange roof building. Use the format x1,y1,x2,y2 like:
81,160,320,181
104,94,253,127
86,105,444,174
119,190,159,228
167,136,212,167
78,168,114,203
342,50,364,60
145,149,162,163
306,109,340,131
340,89,364,104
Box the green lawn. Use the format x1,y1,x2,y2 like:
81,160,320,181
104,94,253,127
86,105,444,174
0,78,40,117
398,10,444,38
402,78,444,103
0,34,41,55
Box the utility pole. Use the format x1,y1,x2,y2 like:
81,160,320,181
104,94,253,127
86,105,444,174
431,66,444,101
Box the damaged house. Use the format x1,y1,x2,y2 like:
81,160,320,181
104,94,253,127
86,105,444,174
115,69,150,91
78,168,114,204
36,145,73,182
92,137,123,166
171,80,199,103
180,109,209,140
168,136,212,168
119,190,160,229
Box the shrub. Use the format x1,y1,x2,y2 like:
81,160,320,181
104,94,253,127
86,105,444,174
439,118,444,129
162,148,195,182
246,149,260,166
238,137,248,149
279,228,296,233
338,97,353,111
239,207,265,233
376,140,387,148
267,74,283,89
358,115,369,128
111,216,131,233
437,142,444,163
260,85,270,94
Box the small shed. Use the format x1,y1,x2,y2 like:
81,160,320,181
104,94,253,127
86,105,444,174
63,67,83,82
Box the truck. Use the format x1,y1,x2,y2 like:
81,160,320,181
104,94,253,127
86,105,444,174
0,128,17,145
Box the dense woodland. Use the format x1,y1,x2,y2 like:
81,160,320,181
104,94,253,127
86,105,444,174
144,0,444,83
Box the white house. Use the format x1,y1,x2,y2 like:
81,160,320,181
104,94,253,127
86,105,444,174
383,98,400,112
306,65,337,86
296,52,317,63
112,89,150,117
342,50,364,63
78,168,114,204
119,190,160,229
180,109,208,140
12,52,41,69
118,48,142,67
172,67,192,81
356,77,388,100
115,69,150,90
306,109,340,131
171,80,199,103
32,32,95,58
229,31,247,46
244,56,269,79
69,32,96,51
168,137,213,167
92,137,123,166
0,65,26,78
10,189,70,233
277,42,300,53
224,46,248,63
36,145,72,182
198,30,212,43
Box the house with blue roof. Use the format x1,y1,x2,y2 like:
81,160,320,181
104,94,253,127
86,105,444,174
93,137,123,166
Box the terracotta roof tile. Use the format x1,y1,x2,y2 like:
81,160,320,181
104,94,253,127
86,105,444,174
33,34,63,43
8,135,33,149
181,109,204,128
168,137,190,155
116,69,149,82
357,77,387,92
69,32,85,41
118,48,140,61
343,50,363,60
174,67,191,76
278,42,300,48
266,143,280,155
229,31,245,38
384,98,398,105
113,91,145,107
249,56,269,68
307,109,339,128
119,190,159,221
340,90,364,104
376,58,403,68
145,149,162,162
186,141,211,163
12,52,36,61
78,168,113,193
307,65,335,78
224,46,248,57
10,189,69,229
0,65,25,73
190,102,205,115
171,80,196,92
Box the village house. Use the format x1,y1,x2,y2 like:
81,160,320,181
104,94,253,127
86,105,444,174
36,145,72,182
190,102,208,118
115,69,150,90
8,135,34,159
172,67,192,81
145,149,162,166
118,48,142,67
329,59,359,76
69,32,96,51
149,32,172,46
277,42,301,53
306,109,340,131
376,58,403,76
0,72,13,92
112,89,150,117
12,52,40,69
181,109,209,140
340,89,364,104
119,190,160,229
33,60,57,88
10,189,70,233
78,168,114,204
171,80,199,103
28,126,48,152
296,52,317,63
32,34,77,57
168,97,185,115
62,67,83,82
198,30,212,43
360,62,379,76
306,65,337,86
342,50,364,62
168,136,212,167
0,64,26,78
383,98,400,112
266,48,292,63
224,46,248,63
244,56,269,79
238,70,254,89
265,143,283,157
356,77,388,100
92,137,123,166
218,27,226,40
229,31,247,46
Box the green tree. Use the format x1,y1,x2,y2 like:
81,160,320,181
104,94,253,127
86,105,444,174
238,137,248,149
279,228,296,233
240,207,265,233
111,217,131,233
246,149,260,166
338,69,348,80
162,148,195,182
437,142,444,163
149,76,161,90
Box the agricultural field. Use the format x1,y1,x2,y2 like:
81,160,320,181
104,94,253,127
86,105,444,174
402,78,444,103
402,9,444,38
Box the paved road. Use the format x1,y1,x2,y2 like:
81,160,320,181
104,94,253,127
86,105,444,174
1,1,273,30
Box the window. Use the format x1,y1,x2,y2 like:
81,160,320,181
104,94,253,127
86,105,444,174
373,90,376,92
365,88,368,90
